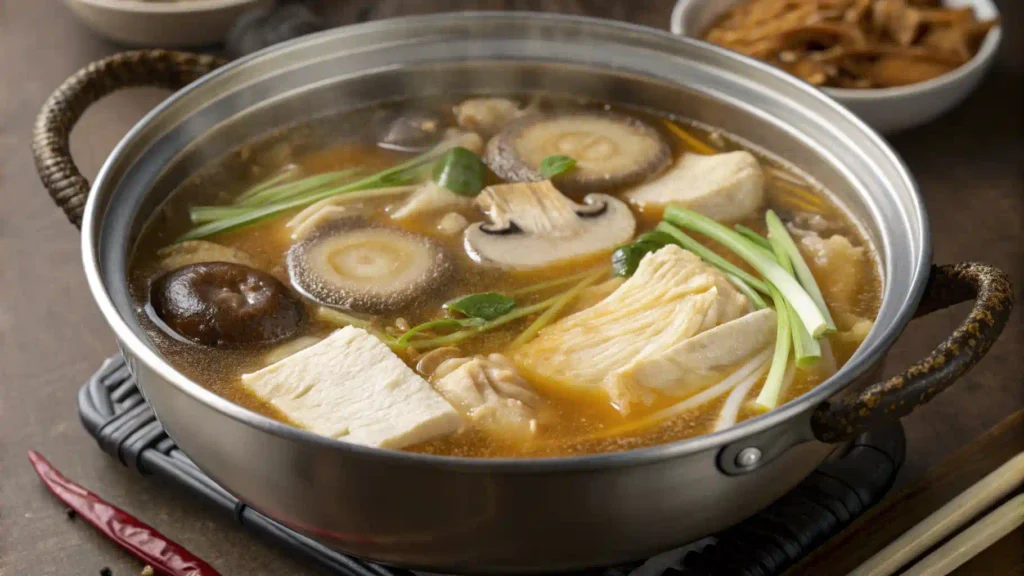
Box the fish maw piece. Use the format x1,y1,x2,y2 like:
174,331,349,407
513,245,729,411
626,151,765,222
241,326,461,448
614,308,777,398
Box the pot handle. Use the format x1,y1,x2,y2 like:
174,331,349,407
32,50,227,228
812,262,1013,443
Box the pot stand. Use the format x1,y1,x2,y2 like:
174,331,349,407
79,355,906,576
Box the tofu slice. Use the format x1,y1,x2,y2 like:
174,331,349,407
241,326,461,448
626,151,765,222
613,307,777,398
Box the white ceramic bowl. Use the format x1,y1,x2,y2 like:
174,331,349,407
671,0,1002,133
64,0,273,47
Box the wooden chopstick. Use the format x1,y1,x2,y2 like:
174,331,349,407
901,493,1024,576
847,451,1024,576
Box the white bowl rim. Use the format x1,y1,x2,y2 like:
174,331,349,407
670,0,1003,101
69,0,264,14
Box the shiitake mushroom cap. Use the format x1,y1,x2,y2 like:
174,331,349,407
485,111,671,196
151,262,304,348
287,219,452,315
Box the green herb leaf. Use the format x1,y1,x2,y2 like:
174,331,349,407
432,147,486,197
636,230,676,248
444,292,516,320
612,241,661,277
538,155,577,178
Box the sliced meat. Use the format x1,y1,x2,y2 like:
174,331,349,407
566,277,625,315
795,229,868,315
433,353,545,439
626,151,765,222
512,245,753,412
614,308,777,398
241,326,461,448
391,181,472,221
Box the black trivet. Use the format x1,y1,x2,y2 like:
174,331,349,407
79,356,904,576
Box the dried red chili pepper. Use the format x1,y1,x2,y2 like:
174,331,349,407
28,451,221,576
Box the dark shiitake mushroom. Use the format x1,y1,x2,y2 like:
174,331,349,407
369,108,446,153
151,262,304,347
287,220,451,314
485,111,671,196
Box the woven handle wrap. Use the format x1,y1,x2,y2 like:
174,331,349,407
32,50,227,228
813,262,1014,443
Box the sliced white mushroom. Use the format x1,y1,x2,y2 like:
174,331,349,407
486,111,671,195
287,220,451,314
390,181,472,221
464,180,635,269
453,97,530,136
626,151,765,222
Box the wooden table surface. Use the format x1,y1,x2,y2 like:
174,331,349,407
0,1,1020,574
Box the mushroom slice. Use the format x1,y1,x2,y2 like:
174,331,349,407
288,220,451,314
464,181,635,269
485,112,671,196
627,151,765,222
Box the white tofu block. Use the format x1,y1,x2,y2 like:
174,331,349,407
242,326,461,449
626,151,765,222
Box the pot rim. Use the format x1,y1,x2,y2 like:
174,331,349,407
81,12,930,473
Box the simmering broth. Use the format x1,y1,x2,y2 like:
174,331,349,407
130,94,881,457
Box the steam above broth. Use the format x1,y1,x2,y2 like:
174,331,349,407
130,94,881,458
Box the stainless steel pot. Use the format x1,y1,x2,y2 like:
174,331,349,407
33,13,1013,573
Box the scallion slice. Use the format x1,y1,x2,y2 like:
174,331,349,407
755,284,792,411
764,210,836,332
654,222,768,294
664,207,829,338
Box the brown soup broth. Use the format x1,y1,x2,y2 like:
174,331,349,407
130,95,882,458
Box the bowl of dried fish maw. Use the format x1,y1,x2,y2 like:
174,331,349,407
672,0,1002,132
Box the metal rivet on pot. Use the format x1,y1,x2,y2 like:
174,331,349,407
735,447,762,468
